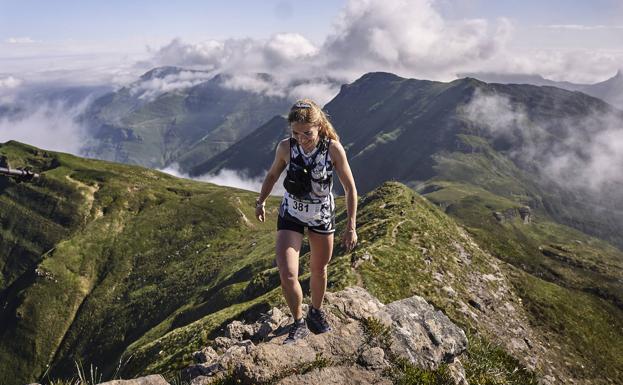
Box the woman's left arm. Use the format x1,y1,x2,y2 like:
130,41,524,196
330,141,358,251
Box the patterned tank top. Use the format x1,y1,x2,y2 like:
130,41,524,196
279,137,335,226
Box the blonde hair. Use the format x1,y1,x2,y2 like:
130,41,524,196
288,98,340,142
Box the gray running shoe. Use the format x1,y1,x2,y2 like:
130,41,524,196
283,319,309,344
306,306,332,334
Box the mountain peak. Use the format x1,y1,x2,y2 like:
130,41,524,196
357,72,405,83
139,66,185,80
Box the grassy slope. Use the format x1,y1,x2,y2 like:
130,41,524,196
2,141,621,384
0,141,280,385
420,164,623,384
123,182,539,384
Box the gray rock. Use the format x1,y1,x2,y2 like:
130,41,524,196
97,375,170,385
214,336,234,352
219,344,250,369
183,287,467,384
519,206,532,223
225,320,254,340
277,366,392,385
192,346,218,363
190,374,226,385
254,307,289,340
181,363,221,379
383,295,468,370
325,286,391,326
359,346,388,370
233,339,255,354
447,358,468,385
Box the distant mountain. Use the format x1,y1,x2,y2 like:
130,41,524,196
2,141,622,384
585,70,623,110
80,67,343,172
461,70,623,109
80,68,292,171
194,72,623,251
190,115,289,177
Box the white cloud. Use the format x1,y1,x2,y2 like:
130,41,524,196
220,74,285,97
322,0,511,80
0,76,23,89
460,89,623,193
0,99,90,155
288,81,340,106
129,70,216,100
159,165,286,195
149,38,226,69
0,76,24,104
264,33,319,63
472,48,623,84
6,37,37,44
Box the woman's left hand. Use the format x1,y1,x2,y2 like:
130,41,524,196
341,229,358,252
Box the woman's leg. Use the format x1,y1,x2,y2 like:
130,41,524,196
307,230,334,309
276,229,305,319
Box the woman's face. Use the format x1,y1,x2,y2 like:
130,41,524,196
291,122,319,150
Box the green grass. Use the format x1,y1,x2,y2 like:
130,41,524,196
0,141,281,384
464,333,538,385
419,179,623,383
3,141,622,384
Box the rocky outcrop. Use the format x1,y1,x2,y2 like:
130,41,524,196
183,287,468,385
493,206,531,224
97,375,170,385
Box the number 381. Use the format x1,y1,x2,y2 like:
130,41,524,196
293,201,309,212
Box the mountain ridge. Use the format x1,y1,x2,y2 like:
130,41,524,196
459,70,623,109
2,141,623,384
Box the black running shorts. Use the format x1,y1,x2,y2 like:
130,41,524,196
277,213,335,235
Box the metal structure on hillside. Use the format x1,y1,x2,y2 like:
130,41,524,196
0,167,40,182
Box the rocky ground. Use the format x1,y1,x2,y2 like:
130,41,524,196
60,287,469,385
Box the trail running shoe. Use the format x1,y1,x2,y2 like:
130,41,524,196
283,318,309,344
306,306,332,334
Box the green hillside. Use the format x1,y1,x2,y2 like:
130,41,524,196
189,115,289,177
0,141,280,384
2,141,622,384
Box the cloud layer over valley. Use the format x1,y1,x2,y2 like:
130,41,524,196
460,89,623,195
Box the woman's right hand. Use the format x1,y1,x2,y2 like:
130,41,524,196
255,202,265,222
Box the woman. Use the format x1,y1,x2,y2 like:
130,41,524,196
255,99,358,344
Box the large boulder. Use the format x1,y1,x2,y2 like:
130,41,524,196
183,286,468,385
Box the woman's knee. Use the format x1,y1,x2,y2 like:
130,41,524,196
310,264,328,278
279,269,299,287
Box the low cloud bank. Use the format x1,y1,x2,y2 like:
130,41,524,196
129,69,216,100
0,99,90,155
159,165,286,196
460,89,623,194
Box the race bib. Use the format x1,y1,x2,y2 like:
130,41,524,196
284,194,324,223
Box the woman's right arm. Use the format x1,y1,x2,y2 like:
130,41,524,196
255,139,289,222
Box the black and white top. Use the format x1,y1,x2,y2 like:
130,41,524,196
279,137,335,227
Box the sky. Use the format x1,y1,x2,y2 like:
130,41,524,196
1,0,622,88
0,0,621,193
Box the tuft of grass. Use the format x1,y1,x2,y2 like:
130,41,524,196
387,357,455,385
362,317,393,349
463,333,538,385
299,353,333,375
